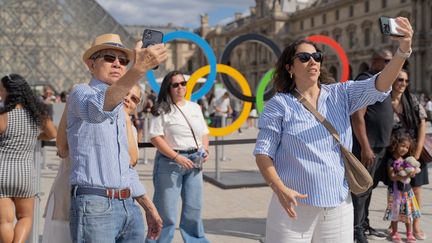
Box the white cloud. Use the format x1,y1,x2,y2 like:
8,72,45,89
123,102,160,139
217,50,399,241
95,0,255,27
217,8,251,26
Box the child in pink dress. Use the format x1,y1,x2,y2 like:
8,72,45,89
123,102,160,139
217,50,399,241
383,132,421,243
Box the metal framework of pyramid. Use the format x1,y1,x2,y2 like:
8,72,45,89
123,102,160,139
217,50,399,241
0,0,138,92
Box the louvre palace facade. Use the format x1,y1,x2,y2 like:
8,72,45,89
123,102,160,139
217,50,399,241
1,0,430,94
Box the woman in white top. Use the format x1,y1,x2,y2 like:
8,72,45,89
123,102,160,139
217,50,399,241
148,70,210,243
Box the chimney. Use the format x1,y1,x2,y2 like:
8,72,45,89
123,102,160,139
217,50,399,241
200,13,209,27
250,6,256,15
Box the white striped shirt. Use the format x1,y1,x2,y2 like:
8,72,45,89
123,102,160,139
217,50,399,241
254,74,389,207
67,79,145,197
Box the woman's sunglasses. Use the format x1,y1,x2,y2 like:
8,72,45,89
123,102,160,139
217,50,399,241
126,93,141,105
293,52,323,63
397,78,409,83
170,81,187,88
94,54,130,66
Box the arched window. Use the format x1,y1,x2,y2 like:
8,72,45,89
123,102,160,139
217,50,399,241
361,20,373,47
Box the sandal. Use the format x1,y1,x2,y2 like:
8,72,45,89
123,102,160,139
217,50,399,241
413,231,427,240
390,231,402,243
407,231,417,243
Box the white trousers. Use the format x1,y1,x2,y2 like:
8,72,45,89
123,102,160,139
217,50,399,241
266,193,353,243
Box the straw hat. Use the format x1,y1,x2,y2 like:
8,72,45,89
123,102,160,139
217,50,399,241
82,34,134,63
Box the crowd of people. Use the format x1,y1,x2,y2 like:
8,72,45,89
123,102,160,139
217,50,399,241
0,16,430,243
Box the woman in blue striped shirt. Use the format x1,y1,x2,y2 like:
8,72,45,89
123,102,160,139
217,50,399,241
254,17,413,243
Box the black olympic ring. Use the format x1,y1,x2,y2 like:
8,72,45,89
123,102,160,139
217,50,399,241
219,33,282,102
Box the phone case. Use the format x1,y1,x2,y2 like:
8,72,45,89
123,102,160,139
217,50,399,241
379,17,391,35
379,17,404,37
142,29,164,69
142,29,164,48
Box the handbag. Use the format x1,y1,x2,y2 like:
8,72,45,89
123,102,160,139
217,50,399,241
292,90,373,195
420,133,432,163
174,104,205,169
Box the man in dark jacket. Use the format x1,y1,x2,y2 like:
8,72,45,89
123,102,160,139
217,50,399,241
351,49,393,243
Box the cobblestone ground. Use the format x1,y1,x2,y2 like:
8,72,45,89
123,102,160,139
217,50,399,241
36,126,432,243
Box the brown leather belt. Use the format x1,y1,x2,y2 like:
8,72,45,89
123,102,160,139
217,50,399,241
72,186,131,200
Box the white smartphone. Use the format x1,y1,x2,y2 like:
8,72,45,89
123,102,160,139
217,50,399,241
379,17,405,37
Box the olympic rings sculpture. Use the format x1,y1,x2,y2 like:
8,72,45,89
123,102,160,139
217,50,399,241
145,32,349,136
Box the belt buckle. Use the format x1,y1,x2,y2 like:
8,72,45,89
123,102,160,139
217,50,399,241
118,189,129,200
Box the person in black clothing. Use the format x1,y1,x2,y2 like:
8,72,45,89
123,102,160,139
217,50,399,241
351,49,393,243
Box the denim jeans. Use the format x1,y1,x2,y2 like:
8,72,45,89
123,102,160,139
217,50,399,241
146,151,209,243
70,194,145,243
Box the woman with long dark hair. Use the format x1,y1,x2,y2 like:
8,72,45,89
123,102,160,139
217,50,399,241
147,70,210,243
0,74,56,243
391,69,428,240
254,17,413,242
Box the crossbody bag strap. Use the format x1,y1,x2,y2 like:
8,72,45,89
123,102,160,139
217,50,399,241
292,90,343,145
174,103,199,149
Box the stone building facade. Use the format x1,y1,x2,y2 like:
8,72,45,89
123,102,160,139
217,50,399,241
196,0,431,94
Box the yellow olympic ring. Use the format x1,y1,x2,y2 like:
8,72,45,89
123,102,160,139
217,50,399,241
186,64,252,136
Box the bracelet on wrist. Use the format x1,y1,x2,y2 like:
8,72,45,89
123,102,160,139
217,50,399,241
172,152,179,160
395,47,412,59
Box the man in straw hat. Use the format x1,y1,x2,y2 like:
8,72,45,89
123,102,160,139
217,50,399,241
67,33,167,242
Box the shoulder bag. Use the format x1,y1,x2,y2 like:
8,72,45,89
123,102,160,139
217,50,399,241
292,90,373,195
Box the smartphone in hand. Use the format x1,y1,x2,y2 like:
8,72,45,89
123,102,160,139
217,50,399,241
379,17,405,37
142,29,164,69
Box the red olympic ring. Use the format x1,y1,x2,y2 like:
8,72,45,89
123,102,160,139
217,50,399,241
306,35,350,82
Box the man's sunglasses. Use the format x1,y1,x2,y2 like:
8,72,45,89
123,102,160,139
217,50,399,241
170,81,187,88
293,52,323,63
93,54,130,66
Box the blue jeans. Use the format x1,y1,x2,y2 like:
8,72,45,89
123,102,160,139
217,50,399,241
146,151,209,243
70,194,145,243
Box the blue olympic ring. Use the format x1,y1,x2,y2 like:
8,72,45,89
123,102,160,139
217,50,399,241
145,31,217,101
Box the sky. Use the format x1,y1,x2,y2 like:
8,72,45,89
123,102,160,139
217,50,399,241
95,0,256,29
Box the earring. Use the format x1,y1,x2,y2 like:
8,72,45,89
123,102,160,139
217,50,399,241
289,72,293,79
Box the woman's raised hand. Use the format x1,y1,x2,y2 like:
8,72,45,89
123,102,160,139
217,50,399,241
394,17,413,53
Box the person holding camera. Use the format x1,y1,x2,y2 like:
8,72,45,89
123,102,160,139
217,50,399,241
254,17,413,243
67,33,167,242
148,70,210,243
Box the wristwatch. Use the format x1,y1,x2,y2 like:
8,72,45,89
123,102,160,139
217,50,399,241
395,47,412,59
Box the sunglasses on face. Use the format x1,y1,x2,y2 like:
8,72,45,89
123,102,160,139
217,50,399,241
397,78,409,83
94,54,130,66
170,81,187,88
293,52,323,63
126,93,141,105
